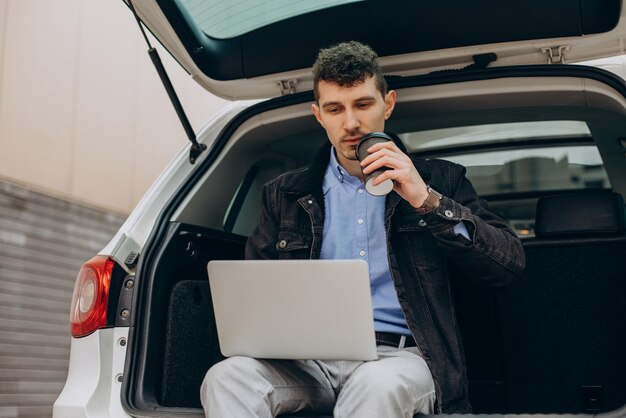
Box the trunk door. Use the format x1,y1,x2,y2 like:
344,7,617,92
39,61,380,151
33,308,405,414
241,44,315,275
129,0,626,100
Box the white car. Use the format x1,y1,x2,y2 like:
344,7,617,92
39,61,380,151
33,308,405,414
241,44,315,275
55,0,626,417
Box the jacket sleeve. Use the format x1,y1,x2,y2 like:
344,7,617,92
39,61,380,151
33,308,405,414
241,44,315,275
422,162,526,286
245,179,280,260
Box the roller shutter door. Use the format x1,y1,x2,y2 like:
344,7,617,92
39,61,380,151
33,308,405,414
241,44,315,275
0,180,125,418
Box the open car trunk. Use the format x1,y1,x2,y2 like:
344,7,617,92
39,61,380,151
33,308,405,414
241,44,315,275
131,0,626,100
121,66,626,417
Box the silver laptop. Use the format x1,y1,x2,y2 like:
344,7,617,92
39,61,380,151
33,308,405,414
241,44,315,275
207,259,378,361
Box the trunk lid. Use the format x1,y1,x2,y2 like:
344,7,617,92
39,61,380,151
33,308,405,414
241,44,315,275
129,0,626,99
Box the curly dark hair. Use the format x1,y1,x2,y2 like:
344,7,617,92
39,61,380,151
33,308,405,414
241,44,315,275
312,41,387,102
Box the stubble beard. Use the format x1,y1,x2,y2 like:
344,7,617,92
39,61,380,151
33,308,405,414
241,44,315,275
341,131,364,161
340,144,359,161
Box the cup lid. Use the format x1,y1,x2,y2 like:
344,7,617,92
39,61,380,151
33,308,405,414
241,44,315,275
355,132,392,161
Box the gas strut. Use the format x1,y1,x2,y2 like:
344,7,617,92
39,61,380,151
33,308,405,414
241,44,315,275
126,0,207,164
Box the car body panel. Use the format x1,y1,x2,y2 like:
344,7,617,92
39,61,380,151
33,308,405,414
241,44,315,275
53,328,130,418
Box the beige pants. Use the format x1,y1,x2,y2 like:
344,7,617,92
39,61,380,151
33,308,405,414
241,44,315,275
200,345,436,418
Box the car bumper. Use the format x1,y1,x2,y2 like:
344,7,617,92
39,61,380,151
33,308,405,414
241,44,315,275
54,327,129,418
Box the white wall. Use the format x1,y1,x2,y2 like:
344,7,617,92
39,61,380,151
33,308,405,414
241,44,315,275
0,0,229,215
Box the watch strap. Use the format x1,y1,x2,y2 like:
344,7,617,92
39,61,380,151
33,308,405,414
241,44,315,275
415,186,443,214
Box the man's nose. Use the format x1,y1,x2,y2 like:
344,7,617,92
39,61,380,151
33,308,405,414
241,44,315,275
344,109,360,131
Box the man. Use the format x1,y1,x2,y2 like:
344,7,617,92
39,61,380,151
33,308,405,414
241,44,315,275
201,41,525,417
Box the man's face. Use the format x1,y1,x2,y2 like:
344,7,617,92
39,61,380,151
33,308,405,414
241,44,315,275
312,76,396,173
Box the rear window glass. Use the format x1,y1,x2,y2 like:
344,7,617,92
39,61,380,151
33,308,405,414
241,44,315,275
446,145,610,237
179,0,363,39
445,145,609,195
400,120,611,237
400,121,609,196
402,121,592,152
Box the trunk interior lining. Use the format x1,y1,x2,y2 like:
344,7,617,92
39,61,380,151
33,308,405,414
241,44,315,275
143,220,626,415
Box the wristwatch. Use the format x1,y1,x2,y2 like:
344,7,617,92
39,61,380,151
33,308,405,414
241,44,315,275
414,186,443,214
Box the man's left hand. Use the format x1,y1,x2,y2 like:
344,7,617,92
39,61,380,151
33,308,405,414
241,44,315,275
359,141,429,209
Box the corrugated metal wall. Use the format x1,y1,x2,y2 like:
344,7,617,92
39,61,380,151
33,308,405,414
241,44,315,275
0,180,125,418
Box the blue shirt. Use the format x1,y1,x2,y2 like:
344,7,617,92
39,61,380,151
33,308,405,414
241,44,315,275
320,148,411,335
319,147,471,335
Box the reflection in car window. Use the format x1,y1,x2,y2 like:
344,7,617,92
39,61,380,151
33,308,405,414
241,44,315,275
401,121,611,238
442,145,610,238
402,121,592,152
445,146,610,195
400,120,608,195
180,0,364,39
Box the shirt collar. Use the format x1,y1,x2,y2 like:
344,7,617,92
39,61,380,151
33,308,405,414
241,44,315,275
329,147,346,182
323,146,362,193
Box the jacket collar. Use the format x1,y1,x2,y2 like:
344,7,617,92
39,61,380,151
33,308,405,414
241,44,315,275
280,142,331,196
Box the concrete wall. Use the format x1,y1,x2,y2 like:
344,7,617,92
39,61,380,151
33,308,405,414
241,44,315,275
0,0,229,215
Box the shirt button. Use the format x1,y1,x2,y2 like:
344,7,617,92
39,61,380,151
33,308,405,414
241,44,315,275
418,219,427,227
445,210,454,218
359,250,366,257
357,189,364,194
278,240,287,249
308,200,313,204
357,218,364,224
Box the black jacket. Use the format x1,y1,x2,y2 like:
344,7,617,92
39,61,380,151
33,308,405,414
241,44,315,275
246,142,525,413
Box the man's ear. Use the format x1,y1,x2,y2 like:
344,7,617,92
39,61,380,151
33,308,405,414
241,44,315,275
384,90,397,120
311,103,324,127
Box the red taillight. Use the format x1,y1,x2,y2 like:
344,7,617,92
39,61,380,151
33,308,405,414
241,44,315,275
70,255,114,337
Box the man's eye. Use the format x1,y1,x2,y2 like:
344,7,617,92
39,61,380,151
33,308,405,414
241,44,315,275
327,107,339,113
357,103,370,109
